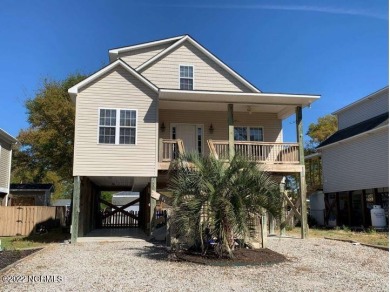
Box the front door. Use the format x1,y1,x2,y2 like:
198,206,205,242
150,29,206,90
172,123,202,154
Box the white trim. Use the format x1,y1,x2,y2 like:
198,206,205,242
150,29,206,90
305,152,321,160
136,35,260,93
179,64,194,90
137,36,189,71
332,87,389,115
159,89,320,107
159,89,319,119
97,108,138,145
109,35,185,57
159,88,319,101
155,97,159,177
170,123,204,154
0,129,17,144
68,59,158,98
317,124,389,150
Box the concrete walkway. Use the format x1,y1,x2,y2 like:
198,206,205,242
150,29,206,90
77,228,148,243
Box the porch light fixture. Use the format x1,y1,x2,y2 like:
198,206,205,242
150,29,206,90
160,122,166,132
209,123,214,134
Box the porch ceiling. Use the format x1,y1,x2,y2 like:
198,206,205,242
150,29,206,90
88,176,150,192
159,89,320,119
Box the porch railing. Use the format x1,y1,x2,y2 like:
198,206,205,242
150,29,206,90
158,138,185,162
208,140,300,164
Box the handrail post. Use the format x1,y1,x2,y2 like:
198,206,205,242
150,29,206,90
177,139,185,154
207,139,218,159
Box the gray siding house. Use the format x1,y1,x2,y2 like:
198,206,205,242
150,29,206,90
68,35,320,241
317,87,389,227
0,129,17,206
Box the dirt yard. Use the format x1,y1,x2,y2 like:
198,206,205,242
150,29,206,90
1,237,388,291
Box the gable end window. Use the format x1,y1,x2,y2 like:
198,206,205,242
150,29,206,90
180,65,193,90
99,109,137,144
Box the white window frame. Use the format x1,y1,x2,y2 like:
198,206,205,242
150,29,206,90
234,126,264,142
179,64,194,90
97,108,138,145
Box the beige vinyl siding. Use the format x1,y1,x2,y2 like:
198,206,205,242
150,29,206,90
141,42,253,92
322,127,389,193
159,110,282,155
337,89,389,130
118,43,173,68
74,66,158,177
0,142,11,191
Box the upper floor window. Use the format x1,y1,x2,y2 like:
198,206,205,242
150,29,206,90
180,65,193,90
234,126,264,141
99,109,137,144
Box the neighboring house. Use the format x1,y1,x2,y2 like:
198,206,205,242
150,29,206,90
0,129,17,206
111,192,140,212
68,35,320,240
9,183,54,206
316,87,389,227
305,152,325,225
52,199,71,211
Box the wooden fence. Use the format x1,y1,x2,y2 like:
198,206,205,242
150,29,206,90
0,206,65,236
101,210,139,228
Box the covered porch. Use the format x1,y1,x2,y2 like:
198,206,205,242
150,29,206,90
157,89,319,173
156,89,319,239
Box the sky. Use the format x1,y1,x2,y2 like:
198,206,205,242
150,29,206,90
0,0,388,142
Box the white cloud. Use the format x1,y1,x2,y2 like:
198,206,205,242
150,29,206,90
151,3,387,21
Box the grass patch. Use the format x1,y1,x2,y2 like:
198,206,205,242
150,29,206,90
0,228,70,251
286,227,389,247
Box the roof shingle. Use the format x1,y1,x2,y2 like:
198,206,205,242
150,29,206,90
317,112,389,148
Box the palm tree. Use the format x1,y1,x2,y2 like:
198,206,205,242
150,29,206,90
168,152,281,258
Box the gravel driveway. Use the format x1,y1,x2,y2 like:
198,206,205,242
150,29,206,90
1,237,388,291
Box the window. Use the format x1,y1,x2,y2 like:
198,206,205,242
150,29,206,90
119,110,136,144
197,127,202,154
234,126,263,141
180,65,193,90
99,109,136,144
99,109,116,144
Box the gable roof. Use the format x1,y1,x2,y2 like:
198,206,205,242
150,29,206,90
108,35,185,61
68,59,158,98
0,128,17,145
317,112,389,149
110,35,261,93
333,86,389,115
